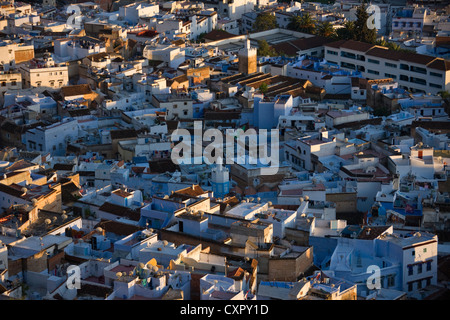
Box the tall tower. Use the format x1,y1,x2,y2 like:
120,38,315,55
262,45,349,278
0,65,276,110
211,157,230,198
238,36,257,75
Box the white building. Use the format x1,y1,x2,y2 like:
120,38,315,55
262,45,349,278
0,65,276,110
324,40,450,94
119,2,159,25
19,57,69,91
0,41,34,71
54,37,107,62
24,118,79,156
143,44,185,69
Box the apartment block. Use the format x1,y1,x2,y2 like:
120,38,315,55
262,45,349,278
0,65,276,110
324,40,450,94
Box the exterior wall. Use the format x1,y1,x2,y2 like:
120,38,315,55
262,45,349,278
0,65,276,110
284,227,310,246
324,45,449,94
20,65,69,90
326,192,358,213
402,239,438,293
0,43,34,70
0,72,22,100
268,247,313,281
24,119,79,155
15,48,35,64
218,0,256,21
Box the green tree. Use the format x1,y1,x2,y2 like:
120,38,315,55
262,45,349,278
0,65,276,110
354,2,377,44
438,90,450,99
315,21,336,38
253,12,278,32
287,13,316,34
259,83,269,94
257,39,277,57
336,20,357,40
375,39,414,53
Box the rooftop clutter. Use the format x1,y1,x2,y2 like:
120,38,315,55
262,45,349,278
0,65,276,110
0,0,447,302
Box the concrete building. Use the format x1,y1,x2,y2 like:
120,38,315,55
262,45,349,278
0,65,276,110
19,57,69,91
119,2,159,25
24,118,79,156
324,40,450,94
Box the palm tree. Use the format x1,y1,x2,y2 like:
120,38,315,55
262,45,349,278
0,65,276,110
316,21,336,38
288,12,316,34
336,20,357,40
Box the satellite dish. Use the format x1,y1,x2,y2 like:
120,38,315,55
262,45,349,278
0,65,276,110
45,219,51,225
96,227,103,233
162,240,168,247
116,272,122,278
304,196,310,201
61,214,68,220
299,197,304,203
138,263,145,269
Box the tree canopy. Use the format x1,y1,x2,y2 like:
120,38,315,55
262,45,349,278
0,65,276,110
315,21,336,38
253,12,278,32
334,3,377,44
287,12,316,34
257,39,278,57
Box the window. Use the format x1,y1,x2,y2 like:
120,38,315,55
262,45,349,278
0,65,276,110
417,280,422,289
367,69,380,75
387,275,395,287
410,77,426,86
408,283,413,291
341,51,356,59
408,266,413,276
418,264,422,274
341,62,356,70
427,261,431,271
385,62,397,68
412,250,415,256
400,64,409,71
430,83,442,89
385,73,397,79
410,66,427,74
368,58,379,64
430,71,442,78
327,50,338,56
